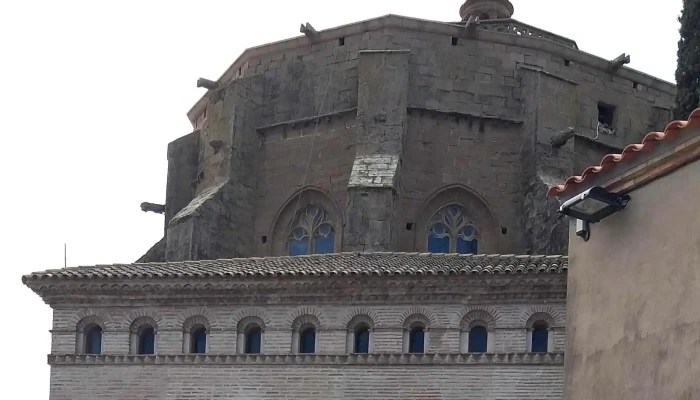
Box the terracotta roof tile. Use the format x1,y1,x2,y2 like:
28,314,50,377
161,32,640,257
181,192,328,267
22,252,567,282
547,108,700,197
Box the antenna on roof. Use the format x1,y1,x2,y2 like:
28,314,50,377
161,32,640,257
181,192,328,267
64,243,67,269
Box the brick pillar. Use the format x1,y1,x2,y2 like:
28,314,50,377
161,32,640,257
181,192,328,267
344,50,409,252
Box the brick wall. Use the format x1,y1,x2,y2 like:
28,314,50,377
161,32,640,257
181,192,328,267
51,303,566,355
49,364,564,400
49,299,566,399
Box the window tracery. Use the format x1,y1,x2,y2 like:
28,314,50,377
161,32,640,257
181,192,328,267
427,204,478,254
288,205,336,256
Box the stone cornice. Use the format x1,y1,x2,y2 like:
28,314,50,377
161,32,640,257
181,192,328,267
48,352,565,366
29,274,567,306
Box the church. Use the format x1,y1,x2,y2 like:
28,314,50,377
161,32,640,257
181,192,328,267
23,1,675,398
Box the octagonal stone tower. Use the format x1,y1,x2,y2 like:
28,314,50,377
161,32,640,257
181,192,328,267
460,0,514,20
139,0,675,264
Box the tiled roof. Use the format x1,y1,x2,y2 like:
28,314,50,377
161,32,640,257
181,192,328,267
22,253,567,282
547,108,700,197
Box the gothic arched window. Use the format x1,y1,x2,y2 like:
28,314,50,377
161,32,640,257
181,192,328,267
288,205,336,256
427,204,478,254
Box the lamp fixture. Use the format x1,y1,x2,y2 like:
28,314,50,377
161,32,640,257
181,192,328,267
558,186,630,241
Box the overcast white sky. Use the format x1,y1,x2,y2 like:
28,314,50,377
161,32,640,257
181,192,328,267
0,0,682,397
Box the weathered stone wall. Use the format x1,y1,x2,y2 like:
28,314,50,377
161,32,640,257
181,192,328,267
165,131,201,231
399,113,523,252
49,364,564,400
155,18,676,260
345,50,409,252
255,113,357,256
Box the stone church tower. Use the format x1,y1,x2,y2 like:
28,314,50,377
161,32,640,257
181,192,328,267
24,1,675,399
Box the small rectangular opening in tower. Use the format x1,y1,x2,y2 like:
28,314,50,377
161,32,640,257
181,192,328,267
451,37,459,46
406,222,414,231
633,81,639,89
597,102,615,127
261,236,267,244
564,59,571,67
338,37,345,46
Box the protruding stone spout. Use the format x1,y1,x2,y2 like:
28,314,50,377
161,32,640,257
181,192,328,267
140,202,165,214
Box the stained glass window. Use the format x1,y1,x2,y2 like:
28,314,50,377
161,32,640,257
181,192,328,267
288,205,335,255
427,205,478,254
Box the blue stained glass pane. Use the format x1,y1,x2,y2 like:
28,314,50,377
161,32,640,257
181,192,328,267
428,235,450,253
433,223,446,235
192,328,207,354
299,328,316,353
318,223,332,236
314,234,335,254
532,327,548,353
139,327,155,355
456,238,478,254
468,326,487,353
292,227,306,240
409,328,425,353
289,238,310,256
462,226,474,237
86,326,102,354
246,328,262,354
355,328,370,353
